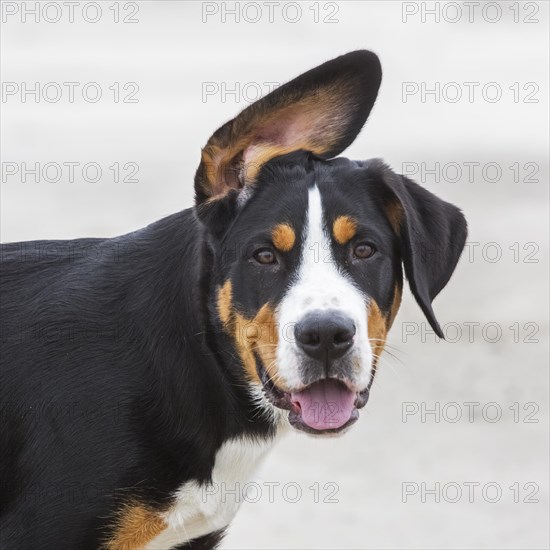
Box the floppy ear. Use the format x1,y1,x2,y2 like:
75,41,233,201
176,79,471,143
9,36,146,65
194,50,382,207
370,161,467,338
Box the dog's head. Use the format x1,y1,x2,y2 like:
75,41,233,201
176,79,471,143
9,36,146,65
194,51,467,435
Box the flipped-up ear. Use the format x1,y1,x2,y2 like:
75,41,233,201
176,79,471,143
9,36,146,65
194,50,382,205
369,161,467,338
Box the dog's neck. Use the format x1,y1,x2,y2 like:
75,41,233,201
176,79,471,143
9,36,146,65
198,230,280,440
134,210,278,447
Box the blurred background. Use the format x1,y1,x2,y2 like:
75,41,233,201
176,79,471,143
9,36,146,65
1,1,548,548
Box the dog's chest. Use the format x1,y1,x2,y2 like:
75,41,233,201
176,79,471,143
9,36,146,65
145,436,276,549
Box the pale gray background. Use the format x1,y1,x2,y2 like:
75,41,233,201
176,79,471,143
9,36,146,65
1,1,549,549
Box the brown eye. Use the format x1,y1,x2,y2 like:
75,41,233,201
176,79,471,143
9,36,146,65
353,243,375,259
253,248,277,265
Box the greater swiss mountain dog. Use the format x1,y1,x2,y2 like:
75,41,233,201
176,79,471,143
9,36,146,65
0,51,467,549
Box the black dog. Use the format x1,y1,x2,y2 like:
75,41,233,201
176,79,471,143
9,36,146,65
0,51,467,549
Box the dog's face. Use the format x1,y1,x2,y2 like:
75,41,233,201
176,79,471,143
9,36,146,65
195,51,467,435
212,155,401,434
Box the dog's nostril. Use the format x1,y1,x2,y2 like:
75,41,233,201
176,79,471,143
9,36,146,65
295,324,318,346
334,327,355,345
303,332,320,346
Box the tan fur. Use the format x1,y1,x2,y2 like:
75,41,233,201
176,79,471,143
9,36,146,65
104,502,167,550
368,290,402,379
272,223,296,252
367,299,388,364
333,215,357,245
234,305,279,384
217,280,233,326
217,281,280,386
385,199,404,234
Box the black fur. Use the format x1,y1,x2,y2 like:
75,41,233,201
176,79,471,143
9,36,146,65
0,213,272,548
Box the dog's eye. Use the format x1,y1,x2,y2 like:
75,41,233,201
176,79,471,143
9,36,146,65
353,243,376,259
253,248,277,265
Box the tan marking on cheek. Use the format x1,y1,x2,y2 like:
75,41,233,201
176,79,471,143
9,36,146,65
104,502,167,550
272,223,296,252
234,312,260,383
217,280,233,327
367,300,388,373
252,304,280,382
234,305,280,386
217,281,282,388
333,215,357,245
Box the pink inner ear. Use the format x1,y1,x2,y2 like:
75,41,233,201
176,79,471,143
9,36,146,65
242,125,290,165
241,144,260,167
242,112,315,167
213,88,351,190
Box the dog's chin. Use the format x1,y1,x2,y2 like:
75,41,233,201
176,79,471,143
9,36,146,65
257,361,370,436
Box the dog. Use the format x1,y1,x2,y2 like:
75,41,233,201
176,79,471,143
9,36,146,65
0,50,467,549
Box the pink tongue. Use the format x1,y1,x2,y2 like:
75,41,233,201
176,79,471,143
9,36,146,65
291,380,356,431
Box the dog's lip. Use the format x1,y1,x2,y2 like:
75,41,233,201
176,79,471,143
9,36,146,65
257,361,294,411
289,407,360,435
256,360,370,432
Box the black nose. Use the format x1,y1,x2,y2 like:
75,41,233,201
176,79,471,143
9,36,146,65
294,311,356,361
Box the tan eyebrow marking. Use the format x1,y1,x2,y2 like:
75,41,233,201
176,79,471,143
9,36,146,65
333,215,357,245
271,223,296,252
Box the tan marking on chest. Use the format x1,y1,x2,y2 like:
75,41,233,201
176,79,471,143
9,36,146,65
333,215,357,245
271,223,296,252
104,502,167,550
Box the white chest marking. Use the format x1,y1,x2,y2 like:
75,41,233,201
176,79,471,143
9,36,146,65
145,436,277,549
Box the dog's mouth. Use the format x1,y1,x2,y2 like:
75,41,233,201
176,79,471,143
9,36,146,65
258,361,369,435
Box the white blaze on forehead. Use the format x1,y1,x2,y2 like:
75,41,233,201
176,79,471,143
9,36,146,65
275,185,373,390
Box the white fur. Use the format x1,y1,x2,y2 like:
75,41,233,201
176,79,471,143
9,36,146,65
145,433,282,549
275,185,373,391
